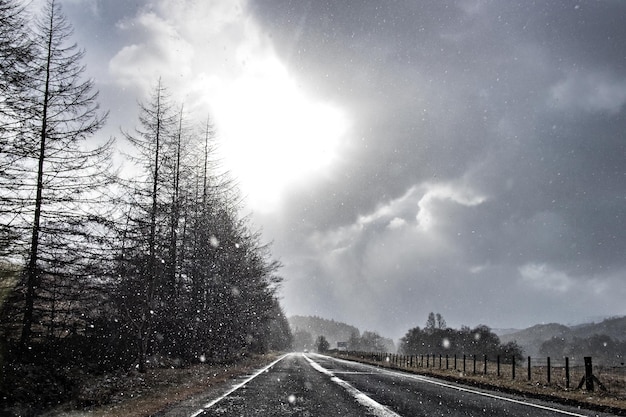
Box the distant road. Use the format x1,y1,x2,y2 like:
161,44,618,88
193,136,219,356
186,352,617,417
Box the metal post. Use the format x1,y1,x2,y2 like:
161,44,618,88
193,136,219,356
565,357,570,389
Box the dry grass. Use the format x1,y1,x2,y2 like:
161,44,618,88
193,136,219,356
41,353,281,417
335,353,626,416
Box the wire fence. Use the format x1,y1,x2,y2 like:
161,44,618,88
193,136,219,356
334,351,626,397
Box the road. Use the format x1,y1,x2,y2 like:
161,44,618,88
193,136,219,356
171,353,618,417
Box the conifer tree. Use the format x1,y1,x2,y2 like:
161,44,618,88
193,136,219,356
0,0,110,350
0,0,33,254
117,79,178,371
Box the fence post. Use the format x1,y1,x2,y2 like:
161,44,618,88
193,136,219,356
584,356,594,391
497,355,500,377
576,356,607,392
483,355,487,375
473,355,477,375
454,354,457,370
463,354,466,374
426,354,429,368
446,354,449,370
565,357,570,389
547,357,551,384
439,354,442,369
527,356,531,381
512,356,516,380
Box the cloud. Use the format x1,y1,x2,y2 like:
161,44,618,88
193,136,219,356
549,71,626,115
57,0,626,338
109,10,195,93
416,182,487,231
105,0,352,212
246,0,626,336
278,180,494,335
519,263,573,293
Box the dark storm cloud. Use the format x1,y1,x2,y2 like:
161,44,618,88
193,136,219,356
54,0,625,340
250,1,625,192
247,0,626,338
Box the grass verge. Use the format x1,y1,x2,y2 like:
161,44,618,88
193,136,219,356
37,353,281,417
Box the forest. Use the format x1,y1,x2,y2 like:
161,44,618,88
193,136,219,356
289,315,395,353
0,0,291,407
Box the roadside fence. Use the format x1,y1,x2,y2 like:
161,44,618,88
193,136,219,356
334,351,626,397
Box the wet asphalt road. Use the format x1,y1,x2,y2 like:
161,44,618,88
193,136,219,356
185,353,617,417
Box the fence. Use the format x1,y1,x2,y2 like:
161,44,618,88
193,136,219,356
334,351,626,397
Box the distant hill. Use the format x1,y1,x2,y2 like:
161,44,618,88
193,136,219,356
500,316,626,357
500,323,571,356
288,315,359,348
570,316,626,341
492,328,521,337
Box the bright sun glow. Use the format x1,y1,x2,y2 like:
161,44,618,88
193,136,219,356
211,55,350,212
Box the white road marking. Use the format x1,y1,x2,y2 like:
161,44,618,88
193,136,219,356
333,371,378,374
189,353,289,417
397,372,591,417
325,354,593,417
303,354,402,417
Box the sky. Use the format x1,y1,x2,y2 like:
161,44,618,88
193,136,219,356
49,0,626,341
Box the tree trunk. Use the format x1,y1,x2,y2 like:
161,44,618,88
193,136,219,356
20,3,54,348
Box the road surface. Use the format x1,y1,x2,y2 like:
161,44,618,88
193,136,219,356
164,353,619,416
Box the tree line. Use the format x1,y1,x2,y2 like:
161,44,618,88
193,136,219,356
398,313,523,363
540,334,626,364
293,327,395,353
0,0,291,401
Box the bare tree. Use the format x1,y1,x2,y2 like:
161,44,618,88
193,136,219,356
117,79,177,372
0,0,33,253
0,0,31,127
425,312,436,334
0,0,110,349
115,79,288,366
436,313,447,330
